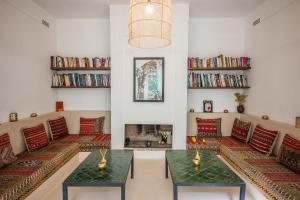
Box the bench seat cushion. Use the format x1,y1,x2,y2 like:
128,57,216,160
220,136,300,200
56,134,111,151
0,143,79,200
186,136,220,153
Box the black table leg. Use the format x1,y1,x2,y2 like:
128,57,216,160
131,155,134,179
173,184,178,200
239,184,246,200
63,184,68,200
165,156,168,179
121,185,125,200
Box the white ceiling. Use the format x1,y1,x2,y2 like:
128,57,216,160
33,0,267,18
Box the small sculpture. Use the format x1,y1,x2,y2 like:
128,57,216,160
98,149,108,170
234,93,247,113
191,137,206,166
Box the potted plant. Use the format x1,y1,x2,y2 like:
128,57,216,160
234,93,247,113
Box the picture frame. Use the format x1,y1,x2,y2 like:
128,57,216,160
133,57,164,102
203,100,213,113
9,113,18,122
296,117,300,129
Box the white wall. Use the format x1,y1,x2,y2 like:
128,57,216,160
188,18,247,113
55,19,111,111
0,0,56,123
110,4,189,149
245,0,300,125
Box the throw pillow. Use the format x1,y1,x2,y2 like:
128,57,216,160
196,118,222,138
79,117,105,134
249,125,278,156
48,117,69,140
0,133,17,168
277,134,300,174
231,118,252,143
23,123,49,152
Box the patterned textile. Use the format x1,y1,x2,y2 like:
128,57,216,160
56,134,111,151
231,118,252,143
22,124,49,152
277,134,300,174
79,117,105,134
0,133,17,168
48,117,69,140
0,143,79,200
249,125,278,155
220,136,300,200
196,118,222,138
186,136,220,153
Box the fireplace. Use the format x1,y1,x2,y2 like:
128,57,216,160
124,124,173,149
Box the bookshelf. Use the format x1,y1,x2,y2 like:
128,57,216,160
188,67,251,71
188,87,250,89
51,67,111,71
51,86,110,89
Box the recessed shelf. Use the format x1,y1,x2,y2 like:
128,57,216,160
188,67,251,71
51,67,111,71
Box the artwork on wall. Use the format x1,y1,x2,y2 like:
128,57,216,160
133,57,164,102
203,100,213,113
9,113,18,122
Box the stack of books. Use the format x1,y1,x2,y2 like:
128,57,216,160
51,56,111,68
188,55,250,69
188,72,248,88
52,73,110,87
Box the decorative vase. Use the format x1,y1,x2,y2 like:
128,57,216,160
98,149,108,170
146,141,152,148
237,105,245,113
192,151,201,166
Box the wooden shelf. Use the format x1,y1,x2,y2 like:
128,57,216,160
51,86,111,89
188,67,251,71
188,87,250,89
51,67,111,71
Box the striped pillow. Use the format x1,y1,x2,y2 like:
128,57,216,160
79,117,105,134
196,118,222,138
48,117,69,140
249,125,278,155
23,124,49,152
231,118,252,143
0,133,17,168
277,134,300,174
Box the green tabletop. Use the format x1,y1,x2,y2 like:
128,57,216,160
64,150,134,186
165,150,244,186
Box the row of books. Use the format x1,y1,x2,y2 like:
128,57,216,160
188,72,248,88
51,56,111,68
52,73,110,87
188,55,250,69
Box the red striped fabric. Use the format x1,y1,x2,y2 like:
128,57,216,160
48,117,69,140
79,117,105,134
0,133,17,168
231,118,252,143
23,124,49,152
196,118,222,138
249,125,278,155
277,134,300,174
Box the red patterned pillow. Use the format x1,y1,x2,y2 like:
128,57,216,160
79,117,105,134
196,118,222,138
249,125,278,155
0,133,17,168
231,118,252,143
23,124,49,152
277,134,300,174
48,117,69,140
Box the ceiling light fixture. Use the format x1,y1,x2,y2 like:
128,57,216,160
128,0,172,49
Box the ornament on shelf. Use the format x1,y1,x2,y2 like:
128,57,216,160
9,113,18,122
30,113,38,118
189,108,195,113
56,101,64,112
262,115,270,120
224,109,229,113
234,93,247,113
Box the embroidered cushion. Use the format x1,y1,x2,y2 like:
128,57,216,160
249,125,278,155
79,117,105,134
0,133,17,168
22,124,49,152
48,117,69,140
231,118,252,143
277,134,300,174
196,118,222,138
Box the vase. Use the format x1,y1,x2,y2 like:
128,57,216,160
192,151,201,166
237,105,245,113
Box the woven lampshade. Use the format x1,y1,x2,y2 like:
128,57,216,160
128,0,172,49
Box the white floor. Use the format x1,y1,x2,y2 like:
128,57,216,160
39,155,267,200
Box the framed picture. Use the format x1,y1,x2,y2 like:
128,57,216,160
203,100,213,113
9,113,18,122
134,57,164,102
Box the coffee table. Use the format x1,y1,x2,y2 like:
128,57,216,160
165,150,246,200
63,150,134,200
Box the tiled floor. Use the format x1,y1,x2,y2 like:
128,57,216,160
42,157,267,200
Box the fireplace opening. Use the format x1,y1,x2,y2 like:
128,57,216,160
124,124,173,149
